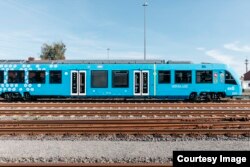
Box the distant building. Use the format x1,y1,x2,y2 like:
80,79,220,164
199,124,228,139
28,57,35,61
242,71,250,91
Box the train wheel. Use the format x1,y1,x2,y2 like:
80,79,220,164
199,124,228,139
189,92,197,102
210,93,220,101
4,93,12,102
23,92,31,101
206,93,212,102
216,93,221,100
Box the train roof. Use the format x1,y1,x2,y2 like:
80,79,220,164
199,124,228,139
0,59,195,64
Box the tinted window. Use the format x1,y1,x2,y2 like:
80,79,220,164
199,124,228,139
49,70,62,84
29,71,45,84
175,71,192,83
112,70,129,88
196,71,212,83
225,71,237,85
158,70,171,84
8,70,25,83
91,70,108,88
0,71,3,83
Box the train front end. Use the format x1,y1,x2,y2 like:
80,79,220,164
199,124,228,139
224,66,242,97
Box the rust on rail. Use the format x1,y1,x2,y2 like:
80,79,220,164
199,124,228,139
0,119,249,135
0,108,250,118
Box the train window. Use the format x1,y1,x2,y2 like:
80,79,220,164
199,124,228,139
196,71,212,83
49,70,62,84
175,70,192,83
29,71,45,84
225,71,237,85
0,71,3,83
158,71,171,84
112,70,129,88
91,70,108,88
8,70,25,83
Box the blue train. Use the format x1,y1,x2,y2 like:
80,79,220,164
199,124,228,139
0,59,242,101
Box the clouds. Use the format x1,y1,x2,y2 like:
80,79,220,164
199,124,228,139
197,41,250,76
196,47,205,51
205,50,235,65
224,41,250,52
0,30,158,61
196,47,229,65
0,1,150,60
0,31,45,59
0,0,249,77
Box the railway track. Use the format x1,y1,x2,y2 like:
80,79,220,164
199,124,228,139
0,108,250,117
0,119,249,135
0,102,249,135
1,102,250,108
0,163,172,167
0,97,247,103
0,102,248,167
0,97,249,103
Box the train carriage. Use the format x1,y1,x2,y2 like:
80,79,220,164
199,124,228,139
0,60,242,101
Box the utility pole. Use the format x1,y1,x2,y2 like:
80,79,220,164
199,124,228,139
143,0,148,60
245,58,248,73
107,48,110,60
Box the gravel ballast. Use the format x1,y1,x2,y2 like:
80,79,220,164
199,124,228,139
0,134,249,141
0,139,249,163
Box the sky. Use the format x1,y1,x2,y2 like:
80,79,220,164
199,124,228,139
0,0,250,76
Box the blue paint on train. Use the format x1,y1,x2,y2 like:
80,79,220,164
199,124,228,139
0,60,242,100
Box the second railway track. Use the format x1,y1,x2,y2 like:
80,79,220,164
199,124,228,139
0,102,249,136
0,119,249,135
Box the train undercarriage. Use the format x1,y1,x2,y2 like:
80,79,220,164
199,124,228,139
1,91,227,102
189,92,226,102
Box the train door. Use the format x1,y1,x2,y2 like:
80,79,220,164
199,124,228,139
133,70,149,96
71,71,86,96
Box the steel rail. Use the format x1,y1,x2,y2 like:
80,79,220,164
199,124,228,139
1,123,249,129
1,124,249,130
0,109,250,117
0,118,248,124
0,128,249,135
0,119,249,135
0,123,250,131
1,102,250,108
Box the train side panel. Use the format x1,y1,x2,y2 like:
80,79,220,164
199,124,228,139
0,62,242,100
